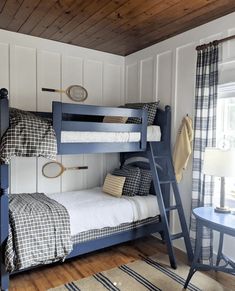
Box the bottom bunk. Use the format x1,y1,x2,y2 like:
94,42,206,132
5,187,162,275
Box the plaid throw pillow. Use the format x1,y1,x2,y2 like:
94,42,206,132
112,165,141,196
138,168,152,196
124,101,160,125
0,108,57,164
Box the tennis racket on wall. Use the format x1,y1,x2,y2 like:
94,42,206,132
42,161,88,178
42,85,88,102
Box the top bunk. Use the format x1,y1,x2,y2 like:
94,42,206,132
0,88,171,160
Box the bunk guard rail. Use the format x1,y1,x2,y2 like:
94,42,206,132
120,105,171,163
53,101,148,155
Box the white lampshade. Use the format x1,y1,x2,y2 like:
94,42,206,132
203,147,235,177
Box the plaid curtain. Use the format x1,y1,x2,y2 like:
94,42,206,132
189,43,219,263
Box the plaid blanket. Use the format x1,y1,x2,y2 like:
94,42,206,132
0,108,57,164
5,193,72,272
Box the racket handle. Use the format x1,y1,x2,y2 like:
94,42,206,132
78,166,88,170
42,88,57,92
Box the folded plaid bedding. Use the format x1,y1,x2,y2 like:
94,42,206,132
0,108,57,164
5,193,72,272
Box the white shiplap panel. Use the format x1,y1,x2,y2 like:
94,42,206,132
84,59,103,105
61,55,85,191
83,59,104,188
0,43,9,90
140,57,154,102
174,43,196,232
62,55,83,104
103,63,122,180
10,157,37,193
126,63,139,103
84,154,104,189
61,155,86,192
175,43,196,124
10,45,36,110
10,45,37,193
156,51,173,106
103,63,121,106
228,28,235,59
37,50,61,112
37,50,61,193
105,153,120,174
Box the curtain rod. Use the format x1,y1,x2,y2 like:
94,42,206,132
196,34,235,50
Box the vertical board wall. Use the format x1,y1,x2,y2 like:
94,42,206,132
125,11,235,253
0,29,124,194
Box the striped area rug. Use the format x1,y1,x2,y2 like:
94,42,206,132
49,254,224,291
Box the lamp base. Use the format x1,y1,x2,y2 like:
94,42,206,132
214,206,231,214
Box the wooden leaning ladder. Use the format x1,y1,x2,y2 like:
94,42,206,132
147,142,194,268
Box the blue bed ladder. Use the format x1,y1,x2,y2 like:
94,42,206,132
147,142,193,268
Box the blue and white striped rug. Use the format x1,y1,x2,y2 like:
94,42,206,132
49,254,223,291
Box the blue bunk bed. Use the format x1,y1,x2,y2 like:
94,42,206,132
0,88,193,291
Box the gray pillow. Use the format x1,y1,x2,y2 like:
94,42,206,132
138,168,152,196
124,101,160,125
112,165,141,196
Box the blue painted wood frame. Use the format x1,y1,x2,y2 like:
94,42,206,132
53,101,148,154
12,220,163,276
0,89,9,291
0,88,172,290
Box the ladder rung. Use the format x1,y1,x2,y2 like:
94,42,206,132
171,233,183,240
165,205,178,212
159,180,175,184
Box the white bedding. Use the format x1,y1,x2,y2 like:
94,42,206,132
61,125,161,143
47,187,159,236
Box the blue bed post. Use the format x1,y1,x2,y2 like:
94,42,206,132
0,88,9,291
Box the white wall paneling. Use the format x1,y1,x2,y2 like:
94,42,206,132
62,55,83,103
9,45,37,194
140,57,154,102
10,45,37,110
126,62,139,103
84,60,103,105
156,51,173,106
0,43,9,90
125,11,235,254
228,28,235,59
11,157,37,194
37,50,61,112
103,63,122,106
0,29,124,194
61,155,86,192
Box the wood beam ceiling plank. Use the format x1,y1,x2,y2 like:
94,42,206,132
0,0,24,28
112,0,235,55
29,0,78,36
7,0,41,31
66,0,153,46
53,0,128,43
45,0,111,40
38,0,86,39
19,0,61,34
93,0,218,53
80,0,180,48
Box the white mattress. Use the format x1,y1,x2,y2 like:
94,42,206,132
47,187,159,236
61,125,161,143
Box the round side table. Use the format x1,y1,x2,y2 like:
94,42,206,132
184,207,235,289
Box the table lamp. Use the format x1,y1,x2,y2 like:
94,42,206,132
203,147,235,213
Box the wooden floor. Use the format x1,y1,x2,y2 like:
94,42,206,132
9,236,234,291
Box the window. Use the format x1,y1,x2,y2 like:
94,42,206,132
213,81,235,207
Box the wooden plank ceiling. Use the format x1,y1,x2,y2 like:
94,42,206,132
1,0,235,56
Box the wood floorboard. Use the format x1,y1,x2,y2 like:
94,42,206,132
9,236,234,290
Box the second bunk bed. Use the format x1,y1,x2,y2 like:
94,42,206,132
0,88,193,291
